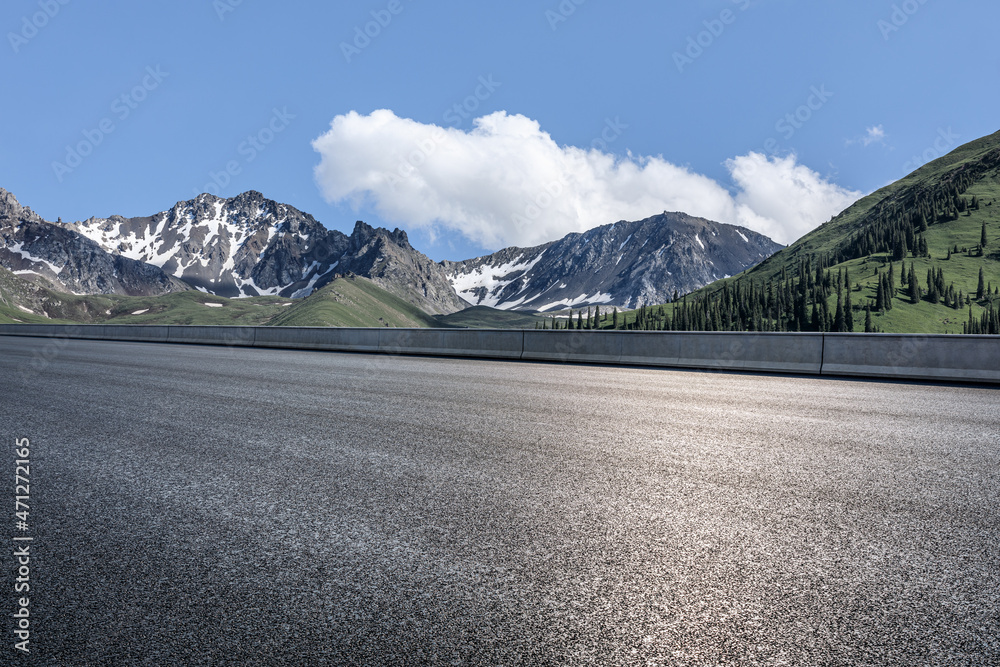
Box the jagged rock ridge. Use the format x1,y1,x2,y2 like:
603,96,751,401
0,188,184,296
67,191,466,314
442,212,784,312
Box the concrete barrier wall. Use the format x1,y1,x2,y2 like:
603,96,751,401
822,333,1000,383
0,324,66,338
103,325,171,343
617,332,682,367
379,328,523,359
0,325,995,385
166,326,256,347
671,332,823,375
254,326,380,352
525,331,823,375
522,330,623,364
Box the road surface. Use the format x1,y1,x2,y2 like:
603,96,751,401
1,336,998,665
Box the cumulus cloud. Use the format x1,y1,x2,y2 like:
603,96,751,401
726,153,863,244
312,110,862,248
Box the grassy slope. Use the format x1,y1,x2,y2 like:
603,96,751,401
435,305,546,329
0,266,102,324
0,266,294,326
101,290,293,325
0,269,443,328
742,130,1000,282
624,130,1000,333
265,276,442,328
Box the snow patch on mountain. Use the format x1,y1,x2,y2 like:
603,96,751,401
442,212,783,312
8,242,63,275
449,251,546,308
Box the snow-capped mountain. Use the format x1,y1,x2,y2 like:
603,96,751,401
442,212,783,312
66,191,467,314
0,188,183,296
1,187,782,317
69,191,348,299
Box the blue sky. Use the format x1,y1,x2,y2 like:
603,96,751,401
2,0,997,260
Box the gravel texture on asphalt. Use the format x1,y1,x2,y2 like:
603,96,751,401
1,336,998,665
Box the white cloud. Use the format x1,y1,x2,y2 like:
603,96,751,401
848,125,887,148
862,125,886,147
726,153,863,244
312,110,862,248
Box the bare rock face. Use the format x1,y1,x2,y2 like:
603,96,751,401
336,222,468,315
0,187,782,317
0,188,183,296
66,191,467,314
443,212,784,312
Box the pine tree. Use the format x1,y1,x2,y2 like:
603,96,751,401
845,288,854,331
864,306,873,333
892,235,906,261
977,268,985,300
612,307,619,329
982,222,989,248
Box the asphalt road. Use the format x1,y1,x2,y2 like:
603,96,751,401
1,336,998,666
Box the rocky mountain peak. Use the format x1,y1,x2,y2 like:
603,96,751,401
348,221,412,252
446,212,783,311
0,188,42,224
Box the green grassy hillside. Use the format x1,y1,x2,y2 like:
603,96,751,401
0,266,102,324
265,275,442,328
612,129,1000,334
0,266,293,326
100,290,293,325
434,305,545,329
0,269,448,329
